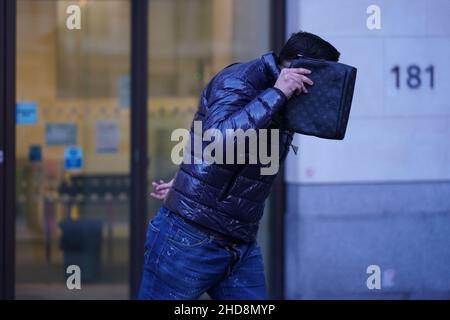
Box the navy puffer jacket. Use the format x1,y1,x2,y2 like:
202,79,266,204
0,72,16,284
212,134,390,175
164,52,293,243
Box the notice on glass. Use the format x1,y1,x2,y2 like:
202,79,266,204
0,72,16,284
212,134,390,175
46,123,77,146
96,120,120,153
64,146,83,170
17,102,38,125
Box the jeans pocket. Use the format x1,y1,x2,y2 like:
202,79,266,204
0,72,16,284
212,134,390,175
167,216,210,248
168,228,209,248
144,219,160,263
149,218,160,233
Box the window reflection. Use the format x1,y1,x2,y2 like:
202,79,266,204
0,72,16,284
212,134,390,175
16,0,130,299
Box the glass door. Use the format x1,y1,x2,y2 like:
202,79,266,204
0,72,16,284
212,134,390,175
15,0,131,299
146,0,275,297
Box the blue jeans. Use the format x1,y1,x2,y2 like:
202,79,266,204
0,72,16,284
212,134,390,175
138,206,267,300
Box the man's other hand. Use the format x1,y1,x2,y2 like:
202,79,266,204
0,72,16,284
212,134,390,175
150,179,174,201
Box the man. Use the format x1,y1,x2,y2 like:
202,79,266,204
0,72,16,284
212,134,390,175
138,31,340,300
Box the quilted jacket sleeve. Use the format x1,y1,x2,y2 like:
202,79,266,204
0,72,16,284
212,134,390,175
203,77,287,133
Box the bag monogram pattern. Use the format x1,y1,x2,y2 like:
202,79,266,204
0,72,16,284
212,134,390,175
282,57,357,140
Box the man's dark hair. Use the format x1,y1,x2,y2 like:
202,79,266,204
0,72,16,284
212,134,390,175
278,31,340,63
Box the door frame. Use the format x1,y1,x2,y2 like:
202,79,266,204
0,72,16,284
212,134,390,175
269,0,287,300
0,0,16,300
129,0,148,299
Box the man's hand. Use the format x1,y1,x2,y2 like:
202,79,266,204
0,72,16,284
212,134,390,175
150,179,174,201
274,68,313,99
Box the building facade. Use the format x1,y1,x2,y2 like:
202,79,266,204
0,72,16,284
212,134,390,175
285,0,450,299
